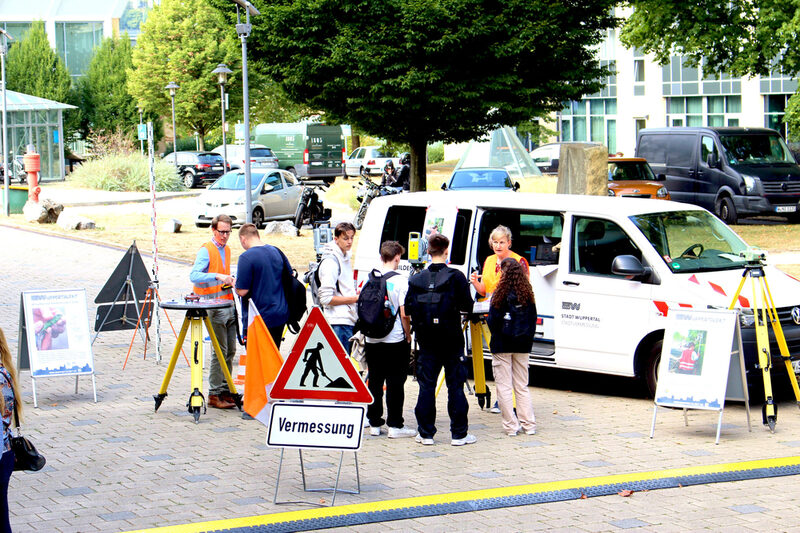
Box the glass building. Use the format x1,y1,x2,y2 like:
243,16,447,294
2,90,75,182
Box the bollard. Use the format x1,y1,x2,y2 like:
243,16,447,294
23,146,41,202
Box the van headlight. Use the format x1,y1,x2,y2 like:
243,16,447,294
742,175,758,194
656,186,668,198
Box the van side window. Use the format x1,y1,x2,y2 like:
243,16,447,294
477,209,563,269
380,205,427,260
666,135,695,168
637,135,667,166
450,209,472,265
571,217,641,276
700,136,717,166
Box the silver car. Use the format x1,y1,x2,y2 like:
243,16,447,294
195,170,302,228
210,143,279,171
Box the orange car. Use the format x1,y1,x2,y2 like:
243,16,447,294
607,157,670,200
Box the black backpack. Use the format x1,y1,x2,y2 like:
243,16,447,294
407,268,459,336
501,297,536,339
277,249,307,334
357,269,399,338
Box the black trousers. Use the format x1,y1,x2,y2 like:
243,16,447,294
365,340,410,429
414,346,469,439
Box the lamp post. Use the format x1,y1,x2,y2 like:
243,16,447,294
1,29,12,217
137,105,144,156
228,0,259,224
164,81,179,174
211,63,232,173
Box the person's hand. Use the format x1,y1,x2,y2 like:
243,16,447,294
469,271,481,286
218,274,235,286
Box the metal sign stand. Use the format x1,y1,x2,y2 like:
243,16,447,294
273,447,361,507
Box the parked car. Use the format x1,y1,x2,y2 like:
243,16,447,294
531,142,602,174
607,157,670,200
210,143,279,171
162,151,228,188
344,146,400,177
443,167,519,191
195,169,303,228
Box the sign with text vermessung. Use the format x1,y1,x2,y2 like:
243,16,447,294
267,402,365,450
269,307,372,403
19,289,94,378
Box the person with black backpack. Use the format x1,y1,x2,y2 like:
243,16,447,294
486,258,537,437
405,234,476,446
358,241,416,439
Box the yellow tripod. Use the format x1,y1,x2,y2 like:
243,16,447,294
728,257,800,432
435,316,493,406
155,299,240,423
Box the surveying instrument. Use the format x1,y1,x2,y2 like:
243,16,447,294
154,295,241,423
727,248,800,432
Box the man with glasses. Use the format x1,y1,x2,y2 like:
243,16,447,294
190,214,237,409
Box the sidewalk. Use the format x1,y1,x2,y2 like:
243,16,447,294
3,226,800,532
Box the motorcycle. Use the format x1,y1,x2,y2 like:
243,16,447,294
353,176,401,230
0,156,26,183
294,183,332,229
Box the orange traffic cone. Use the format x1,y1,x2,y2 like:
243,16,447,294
234,352,246,393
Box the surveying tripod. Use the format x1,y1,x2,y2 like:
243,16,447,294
728,253,800,432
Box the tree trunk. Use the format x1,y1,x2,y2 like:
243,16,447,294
198,135,205,151
409,138,428,192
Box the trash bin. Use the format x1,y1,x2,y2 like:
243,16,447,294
0,186,27,214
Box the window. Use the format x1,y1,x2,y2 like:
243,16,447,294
265,173,283,191
700,136,717,165
571,217,640,277
0,23,32,49
477,209,563,268
634,59,645,96
764,94,790,137
666,96,741,127
55,22,104,78
380,206,428,260
560,98,616,149
450,210,472,265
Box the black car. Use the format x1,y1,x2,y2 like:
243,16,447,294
162,151,229,188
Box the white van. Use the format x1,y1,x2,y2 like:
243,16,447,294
352,191,800,395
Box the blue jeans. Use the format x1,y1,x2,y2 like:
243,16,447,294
332,325,354,356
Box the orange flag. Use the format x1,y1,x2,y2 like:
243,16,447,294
243,300,284,426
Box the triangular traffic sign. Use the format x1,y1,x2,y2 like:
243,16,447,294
269,307,373,403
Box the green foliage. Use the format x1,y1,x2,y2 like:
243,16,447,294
516,121,557,147
79,35,142,141
70,153,184,192
785,94,800,143
6,21,79,139
621,1,799,77
127,0,240,149
253,0,617,190
427,142,444,164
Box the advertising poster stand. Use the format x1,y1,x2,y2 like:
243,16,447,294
18,289,97,407
650,308,750,444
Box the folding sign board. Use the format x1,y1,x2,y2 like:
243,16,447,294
269,307,373,403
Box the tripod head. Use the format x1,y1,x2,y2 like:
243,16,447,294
739,247,767,268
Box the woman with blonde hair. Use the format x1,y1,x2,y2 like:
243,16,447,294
0,327,20,532
486,258,537,436
469,225,529,299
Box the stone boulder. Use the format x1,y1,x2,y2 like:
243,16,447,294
162,219,182,233
556,143,608,196
23,198,64,224
263,220,298,237
56,211,96,230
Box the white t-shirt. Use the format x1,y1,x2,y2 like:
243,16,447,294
365,268,408,344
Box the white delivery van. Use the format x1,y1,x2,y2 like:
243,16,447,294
352,191,800,395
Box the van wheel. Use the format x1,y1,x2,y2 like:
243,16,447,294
716,196,737,225
644,339,662,397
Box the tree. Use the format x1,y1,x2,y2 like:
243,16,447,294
79,35,140,141
6,21,79,139
127,0,240,150
254,0,617,191
620,2,798,78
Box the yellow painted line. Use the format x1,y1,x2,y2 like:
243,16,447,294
126,455,800,533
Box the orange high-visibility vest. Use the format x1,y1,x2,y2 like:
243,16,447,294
481,251,528,296
193,242,233,300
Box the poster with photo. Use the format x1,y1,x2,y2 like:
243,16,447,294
654,308,737,410
22,289,94,377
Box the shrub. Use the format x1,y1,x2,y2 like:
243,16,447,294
427,142,444,163
70,153,184,192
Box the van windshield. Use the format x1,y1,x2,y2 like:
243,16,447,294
630,210,749,273
719,134,795,165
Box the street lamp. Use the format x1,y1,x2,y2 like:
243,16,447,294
1,28,13,217
211,63,232,172
227,0,259,224
164,81,179,174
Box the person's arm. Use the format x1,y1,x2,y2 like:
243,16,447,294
456,271,475,313
318,258,357,306
235,253,251,297
470,258,491,296
190,247,216,284
400,306,411,343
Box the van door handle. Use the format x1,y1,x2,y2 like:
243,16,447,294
562,280,580,286
687,170,696,177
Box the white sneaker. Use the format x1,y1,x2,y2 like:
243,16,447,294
451,433,477,446
415,434,435,446
388,426,416,439
525,428,537,435
489,401,501,414
508,426,521,437
369,426,382,436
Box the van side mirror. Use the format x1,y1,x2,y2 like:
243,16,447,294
513,182,520,191
706,153,719,169
441,182,448,190
611,254,654,282
656,173,666,181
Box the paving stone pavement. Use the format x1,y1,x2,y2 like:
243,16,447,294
3,224,800,532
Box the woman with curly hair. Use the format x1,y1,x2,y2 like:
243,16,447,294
0,327,21,532
486,258,537,436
